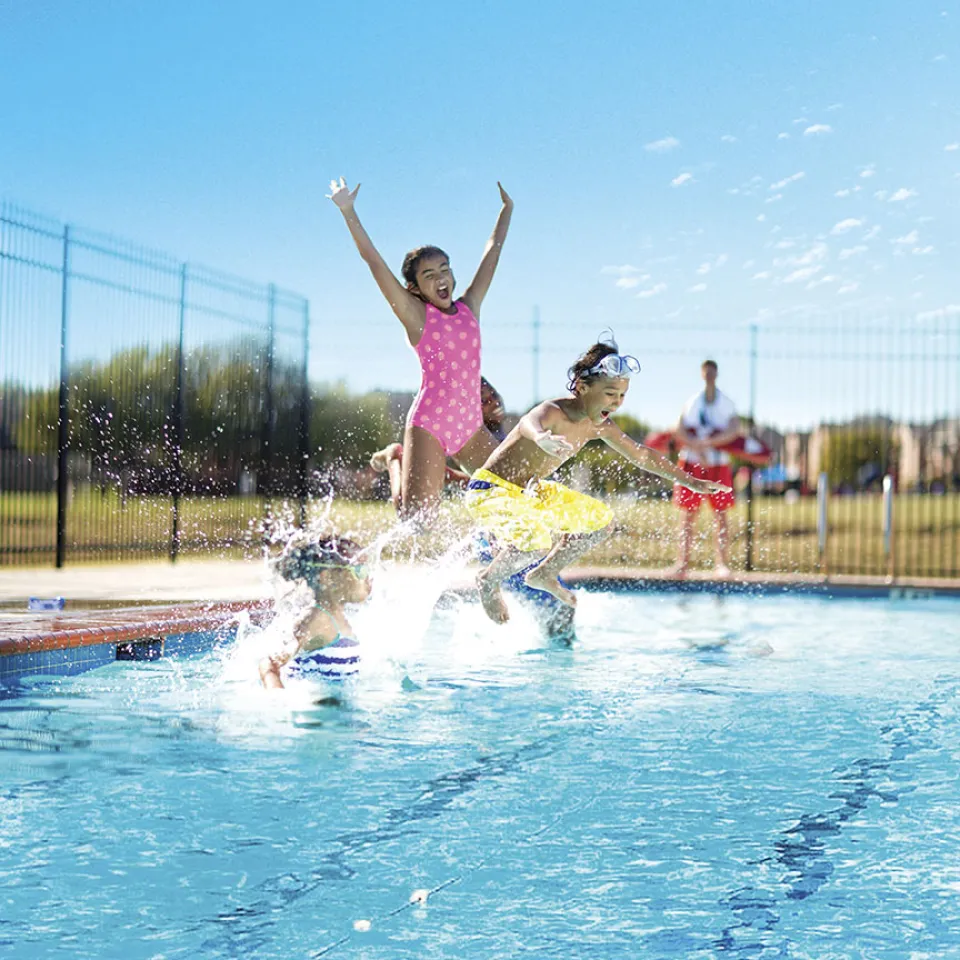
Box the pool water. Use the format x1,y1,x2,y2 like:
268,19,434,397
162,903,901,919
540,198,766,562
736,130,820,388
2,584,959,959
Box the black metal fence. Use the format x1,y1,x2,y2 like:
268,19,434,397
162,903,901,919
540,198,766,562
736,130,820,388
473,312,960,580
0,202,310,567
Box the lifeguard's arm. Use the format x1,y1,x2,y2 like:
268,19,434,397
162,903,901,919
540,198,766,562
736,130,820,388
518,401,576,457
461,183,514,317
673,414,704,452
327,178,425,342
600,422,731,493
704,415,742,448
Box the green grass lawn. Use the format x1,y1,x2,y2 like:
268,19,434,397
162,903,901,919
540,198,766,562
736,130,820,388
2,490,959,578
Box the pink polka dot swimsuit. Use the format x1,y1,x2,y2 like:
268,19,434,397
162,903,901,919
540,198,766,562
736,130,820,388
407,300,483,456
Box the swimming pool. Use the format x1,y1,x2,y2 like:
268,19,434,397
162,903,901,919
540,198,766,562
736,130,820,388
2,587,959,959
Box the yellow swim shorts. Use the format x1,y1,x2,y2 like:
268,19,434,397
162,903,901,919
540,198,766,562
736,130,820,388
465,468,613,552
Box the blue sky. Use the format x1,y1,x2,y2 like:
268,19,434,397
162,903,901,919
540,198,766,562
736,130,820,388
2,1,958,429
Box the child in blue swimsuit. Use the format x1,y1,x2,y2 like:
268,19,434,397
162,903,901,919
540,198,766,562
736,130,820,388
259,534,372,689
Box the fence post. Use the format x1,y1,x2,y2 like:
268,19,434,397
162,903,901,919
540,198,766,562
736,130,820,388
744,322,758,572
170,263,187,562
260,283,276,501
297,300,311,527
882,474,894,581
55,225,71,569
817,471,829,576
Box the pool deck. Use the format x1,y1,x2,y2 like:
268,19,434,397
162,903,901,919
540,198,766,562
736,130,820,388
1,558,958,657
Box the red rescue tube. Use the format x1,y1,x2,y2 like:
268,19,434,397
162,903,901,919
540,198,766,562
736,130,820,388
643,430,772,466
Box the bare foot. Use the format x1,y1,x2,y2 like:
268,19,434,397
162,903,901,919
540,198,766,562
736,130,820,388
477,573,510,624
662,562,689,580
524,567,577,607
714,563,732,579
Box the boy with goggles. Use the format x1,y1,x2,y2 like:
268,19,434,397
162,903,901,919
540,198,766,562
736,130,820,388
466,340,730,623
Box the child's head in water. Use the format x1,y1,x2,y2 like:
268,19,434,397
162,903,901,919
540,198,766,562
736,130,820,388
567,340,637,425
275,534,372,607
401,245,454,310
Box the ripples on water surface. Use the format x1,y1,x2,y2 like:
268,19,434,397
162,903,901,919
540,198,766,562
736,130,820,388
2,580,959,959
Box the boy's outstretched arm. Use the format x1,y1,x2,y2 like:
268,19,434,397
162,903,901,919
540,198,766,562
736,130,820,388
461,183,514,316
600,422,732,494
327,178,424,341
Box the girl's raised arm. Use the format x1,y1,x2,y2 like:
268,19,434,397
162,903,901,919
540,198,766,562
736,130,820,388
461,183,514,317
328,178,425,341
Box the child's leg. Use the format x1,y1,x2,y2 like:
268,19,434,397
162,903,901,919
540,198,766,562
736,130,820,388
454,425,500,473
370,443,404,512
401,425,450,522
712,510,731,576
477,543,546,623
664,509,697,578
524,526,610,606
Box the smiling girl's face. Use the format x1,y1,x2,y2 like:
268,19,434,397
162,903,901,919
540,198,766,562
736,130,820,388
412,254,456,309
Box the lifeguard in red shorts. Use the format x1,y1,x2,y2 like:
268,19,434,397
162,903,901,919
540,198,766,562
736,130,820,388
668,360,740,578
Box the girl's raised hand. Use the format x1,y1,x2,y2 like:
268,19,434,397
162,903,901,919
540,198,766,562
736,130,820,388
497,181,513,208
327,177,360,210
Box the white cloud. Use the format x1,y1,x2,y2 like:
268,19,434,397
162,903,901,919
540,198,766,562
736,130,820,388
831,218,863,235
696,254,728,275
720,134,738,143
636,282,667,299
689,283,707,292
601,264,642,277
863,225,882,241
742,259,756,268
835,186,861,197
774,240,795,249
945,143,959,151
807,274,840,289
756,214,766,222
752,272,771,281
645,136,680,153
874,190,888,201
769,171,805,190
777,132,790,140
827,102,843,111
795,242,828,266
913,245,935,255
838,282,860,294
892,230,919,245
785,265,822,283
671,172,694,187
859,165,876,179
839,245,867,259
793,117,809,125
916,304,960,321
933,53,948,61
888,187,917,202
714,253,728,268
615,277,641,289
765,193,783,204
804,124,833,136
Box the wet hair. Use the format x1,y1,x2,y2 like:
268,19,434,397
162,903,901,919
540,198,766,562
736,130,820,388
567,340,620,391
274,533,362,586
401,245,450,293
702,359,718,372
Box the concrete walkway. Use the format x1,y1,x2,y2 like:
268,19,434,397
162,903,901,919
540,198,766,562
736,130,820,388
0,559,273,604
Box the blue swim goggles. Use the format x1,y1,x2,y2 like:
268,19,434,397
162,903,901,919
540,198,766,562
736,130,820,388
587,354,641,378
310,562,371,581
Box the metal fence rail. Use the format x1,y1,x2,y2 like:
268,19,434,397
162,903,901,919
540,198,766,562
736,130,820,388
0,202,311,567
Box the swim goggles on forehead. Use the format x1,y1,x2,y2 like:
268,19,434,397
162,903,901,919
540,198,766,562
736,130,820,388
309,561,371,581
587,354,641,378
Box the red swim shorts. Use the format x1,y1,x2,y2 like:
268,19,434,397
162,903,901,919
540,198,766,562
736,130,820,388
673,461,735,512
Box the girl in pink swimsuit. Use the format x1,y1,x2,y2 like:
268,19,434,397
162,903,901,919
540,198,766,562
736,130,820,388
328,177,513,520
